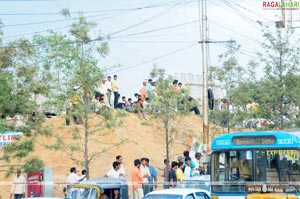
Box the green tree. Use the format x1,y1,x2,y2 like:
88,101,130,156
44,13,124,179
258,24,300,129
0,36,54,174
149,67,194,161
209,42,248,132
0,12,118,178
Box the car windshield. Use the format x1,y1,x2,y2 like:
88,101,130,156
143,194,183,199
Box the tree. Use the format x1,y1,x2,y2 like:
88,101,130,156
0,27,55,173
44,13,124,179
0,12,122,178
209,42,249,132
258,24,300,129
149,67,194,161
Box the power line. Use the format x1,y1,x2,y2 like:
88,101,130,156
111,20,199,39
2,9,136,39
3,12,128,27
2,0,196,41
0,0,197,16
213,42,257,59
108,0,190,37
1,18,198,48
209,19,260,44
110,40,197,43
109,43,198,74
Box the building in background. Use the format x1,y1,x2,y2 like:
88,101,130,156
174,73,222,102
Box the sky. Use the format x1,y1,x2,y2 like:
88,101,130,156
0,0,297,98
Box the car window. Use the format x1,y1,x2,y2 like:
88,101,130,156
195,192,209,199
185,193,195,199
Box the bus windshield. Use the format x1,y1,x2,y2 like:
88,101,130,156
211,149,300,193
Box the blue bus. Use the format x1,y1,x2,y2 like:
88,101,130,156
210,130,300,199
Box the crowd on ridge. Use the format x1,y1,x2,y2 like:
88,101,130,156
66,75,200,125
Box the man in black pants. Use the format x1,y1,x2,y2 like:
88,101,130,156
112,75,119,108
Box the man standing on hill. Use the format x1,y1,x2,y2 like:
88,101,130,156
10,169,25,199
105,76,112,106
111,75,119,108
131,159,144,199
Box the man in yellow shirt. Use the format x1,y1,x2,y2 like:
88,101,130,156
231,159,252,181
176,162,185,183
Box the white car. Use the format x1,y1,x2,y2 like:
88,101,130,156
142,188,211,199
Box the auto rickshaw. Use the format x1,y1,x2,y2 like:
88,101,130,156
64,177,129,199
245,184,299,199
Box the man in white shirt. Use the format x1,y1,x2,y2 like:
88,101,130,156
116,155,126,178
192,152,204,176
10,169,25,199
99,79,110,108
105,76,112,106
106,162,124,178
184,157,192,179
67,167,79,199
111,75,119,108
140,157,150,195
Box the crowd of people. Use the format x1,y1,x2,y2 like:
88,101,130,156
62,150,207,199
9,151,206,199
214,97,300,129
66,75,200,125
130,150,207,199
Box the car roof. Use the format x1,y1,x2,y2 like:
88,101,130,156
183,175,210,181
72,177,128,189
146,188,210,195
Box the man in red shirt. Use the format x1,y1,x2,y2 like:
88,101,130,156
131,159,144,199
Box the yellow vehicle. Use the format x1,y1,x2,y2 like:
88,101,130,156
64,177,129,199
245,184,299,199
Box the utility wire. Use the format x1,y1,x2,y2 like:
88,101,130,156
209,19,260,44
0,0,197,16
1,0,193,48
109,43,198,74
213,42,257,59
107,0,190,37
3,11,129,27
110,40,197,43
1,18,198,49
2,0,194,40
2,9,136,39
111,20,199,39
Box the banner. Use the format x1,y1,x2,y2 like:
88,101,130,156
187,136,204,158
27,170,44,197
0,131,22,148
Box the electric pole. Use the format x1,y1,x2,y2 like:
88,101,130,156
201,0,209,152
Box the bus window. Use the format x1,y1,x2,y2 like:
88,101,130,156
246,151,252,160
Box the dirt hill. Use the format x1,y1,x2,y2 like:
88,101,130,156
0,112,222,198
